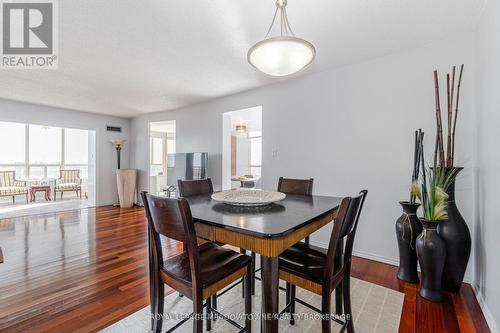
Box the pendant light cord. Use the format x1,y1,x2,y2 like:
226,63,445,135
264,7,279,38
264,2,295,39
283,7,295,36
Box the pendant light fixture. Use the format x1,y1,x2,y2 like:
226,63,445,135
248,0,315,77
234,124,247,133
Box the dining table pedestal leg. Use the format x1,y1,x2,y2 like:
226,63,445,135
261,255,279,333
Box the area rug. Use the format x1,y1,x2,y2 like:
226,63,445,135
101,277,404,333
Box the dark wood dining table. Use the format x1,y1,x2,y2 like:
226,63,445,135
187,193,342,333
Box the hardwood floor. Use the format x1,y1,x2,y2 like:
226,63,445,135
0,207,490,333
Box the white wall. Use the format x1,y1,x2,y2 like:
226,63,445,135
474,0,500,330
131,33,476,276
0,99,130,206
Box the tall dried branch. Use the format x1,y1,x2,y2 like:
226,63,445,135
433,70,445,167
448,66,456,166
411,130,418,203
451,64,464,165
446,74,453,166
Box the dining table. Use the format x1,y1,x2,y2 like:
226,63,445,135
187,192,342,333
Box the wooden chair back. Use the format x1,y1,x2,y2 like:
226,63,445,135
324,190,368,282
342,190,368,268
277,177,314,195
177,178,213,197
141,192,202,290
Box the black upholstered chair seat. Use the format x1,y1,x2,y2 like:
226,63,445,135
279,242,328,284
162,242,251,288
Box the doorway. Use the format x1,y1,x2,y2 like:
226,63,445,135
222,106,262,190
148,120,176,196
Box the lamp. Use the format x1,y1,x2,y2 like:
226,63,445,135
248,0,315,76
110,139,136,208
111,139,126,169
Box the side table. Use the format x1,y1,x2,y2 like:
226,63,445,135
29,185,52,202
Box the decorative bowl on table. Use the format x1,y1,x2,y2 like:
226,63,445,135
211,189,286,207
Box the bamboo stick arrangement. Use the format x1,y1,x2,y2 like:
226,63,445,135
433,64,464,168
410,129,424,203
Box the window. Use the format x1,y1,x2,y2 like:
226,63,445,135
29,166,45,180
250,137,262,166
152,137,163,165
167,138,176,167
0,121,25,164
29,125,62,164
47,166,61,179
149,126,176,177
0,121,90,182
167,139,176,154
72,166,88,179
65,128,88,164
0,166,26,179
249,131,262,176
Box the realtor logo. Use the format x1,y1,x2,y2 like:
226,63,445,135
1,0,58,69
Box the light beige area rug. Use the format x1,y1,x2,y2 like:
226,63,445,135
101,277,404,333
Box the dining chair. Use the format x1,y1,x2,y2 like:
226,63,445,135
242,175,255,188
280,190,367,333
142,192,253,333
277,177,314,244
177,179,245,309
177,178,214,198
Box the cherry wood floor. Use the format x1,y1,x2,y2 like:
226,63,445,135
0,207,490,333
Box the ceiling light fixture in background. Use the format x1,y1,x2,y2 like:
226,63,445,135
234,124,247,133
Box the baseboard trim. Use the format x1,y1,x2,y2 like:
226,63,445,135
352,249,400,267
309,240,400,267
309,240,471,283
96,200,117,206
471,283,499,333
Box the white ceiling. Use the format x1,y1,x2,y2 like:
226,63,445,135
0,0,485,118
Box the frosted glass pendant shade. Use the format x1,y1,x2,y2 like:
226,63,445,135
248,36,315,76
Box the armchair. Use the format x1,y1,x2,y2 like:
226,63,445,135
54,170,82,200
0,171,28,204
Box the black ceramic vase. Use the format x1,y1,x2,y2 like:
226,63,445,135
395,201,422,283
437,167,471,292
416,219,446,302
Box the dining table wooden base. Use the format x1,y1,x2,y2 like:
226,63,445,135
188,193,342,332
194,212,338,332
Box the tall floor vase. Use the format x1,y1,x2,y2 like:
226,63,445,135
116,169,137,208
416,220,446,302
437,167,471,292
395,201,422,283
